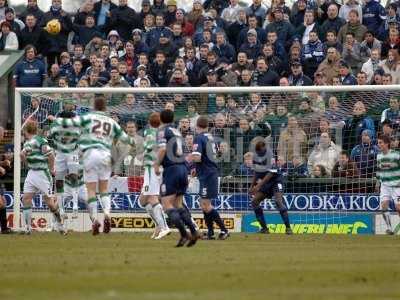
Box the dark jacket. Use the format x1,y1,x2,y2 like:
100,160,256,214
212,42,236,63
18,25,48,54
19,5,44,24
109,5,141,42
320,16,346,41
40,9,73,53
251,69,279,86
93,0,117,28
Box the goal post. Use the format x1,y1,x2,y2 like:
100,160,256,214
13,85,400,233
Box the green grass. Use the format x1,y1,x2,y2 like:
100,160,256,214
0,233,399,300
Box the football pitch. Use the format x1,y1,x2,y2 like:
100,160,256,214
0,233,399,300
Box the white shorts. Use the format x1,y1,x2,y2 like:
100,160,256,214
64,184,88,203
82,149,112,183
23,170,53,197
380,184,400,203
55,151,80,180
141,166,161,195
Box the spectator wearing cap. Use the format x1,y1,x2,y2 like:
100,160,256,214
359,31,381,59
290,0,307,28
288,60,313,86
350,129,378,177
378,3,400,41
301,30,325,79
237,14,266,49
19,14,48,53
107,30,120,52
342,32,362,74
316,47,341,84
109,0,141,42
381,96,400,126
20,0,44,24
72,14,103,47
339,0,362,22
361,48,381,83
221,0,241,25
4,7,24,37
0,21,16,50
212,31,236,63
379,49,400,84
320,4,346,41
239,28,262,62
165,0,177,26
265,7,294,48
175,9,194,37
133,64,151,87
251,56,279,86
139,0,152,23
152,0,167,16
149,30,177,64
362,0,386,33
131,29,149,55
337,9,367,44
94,0,117,29
226,7,247,47
73,1,95,26
246,0,268,26
200,69,226,113
338,60,357,84
40,0,72,67
187,0,204,30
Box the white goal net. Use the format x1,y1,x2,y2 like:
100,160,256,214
12,85,400,234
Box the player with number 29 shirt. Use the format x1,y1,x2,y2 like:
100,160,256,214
72,94,134,235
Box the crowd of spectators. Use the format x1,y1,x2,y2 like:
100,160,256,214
3,0,400,186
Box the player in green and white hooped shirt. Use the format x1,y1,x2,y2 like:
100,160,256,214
376,134,400,235
139,112,170,240
74,95,134,235
49,99,81,223
20,121,65,235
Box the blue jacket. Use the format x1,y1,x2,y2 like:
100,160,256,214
350,143,379,176
212,42,236,63
341,73,357,85
239,41,262,61
237,26,267,49
145,26,172,47
14,58,46,87
302,40,325,64
362,0,386,33
265,20,295,45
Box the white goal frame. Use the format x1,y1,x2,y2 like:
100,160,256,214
13,85,399,230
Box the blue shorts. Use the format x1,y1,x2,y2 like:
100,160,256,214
199,172,218,200
259,177,284,199
161,164,188,197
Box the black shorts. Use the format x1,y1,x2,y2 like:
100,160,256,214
199,172,218,200
161,164,188,196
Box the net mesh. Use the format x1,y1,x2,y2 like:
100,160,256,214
15,87,400,234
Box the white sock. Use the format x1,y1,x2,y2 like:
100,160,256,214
382,211,392,231
72,189,79,211
23,208,32,230
57,194,65,215
153,203,168,230
100,194,111,219
88,198,98,223
145,203,157,226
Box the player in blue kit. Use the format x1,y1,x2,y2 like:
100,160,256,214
156,109,199,247
249,140,293,235
191,116,229,240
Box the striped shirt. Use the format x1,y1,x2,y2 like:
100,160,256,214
377,150,400,187
73,112,132,153
49,116,80,153
22,135,52,170
143,127,157,167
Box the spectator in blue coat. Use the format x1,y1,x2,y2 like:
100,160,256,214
13,45,46,87
343,101,376,151
350,129,379,176
212,31,235,63
239,28,262,62
237,14,266,49
265,7,295,48
362,0,386,33
339,60,357,85
302,30,325,79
